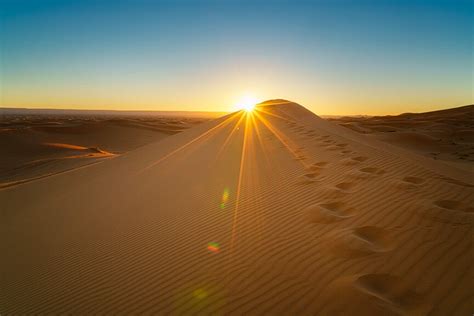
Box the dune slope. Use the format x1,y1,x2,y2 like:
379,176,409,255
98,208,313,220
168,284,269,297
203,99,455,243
0,114,207,187
2,100,473,315
329,105,474,171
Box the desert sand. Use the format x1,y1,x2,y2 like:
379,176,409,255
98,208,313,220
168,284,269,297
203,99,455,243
0,112,210,188
329,105,474,172
2,100,473,315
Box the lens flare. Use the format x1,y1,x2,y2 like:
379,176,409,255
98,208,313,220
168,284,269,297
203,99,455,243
207,242,220,253
220,188,230,209
193,289,208,299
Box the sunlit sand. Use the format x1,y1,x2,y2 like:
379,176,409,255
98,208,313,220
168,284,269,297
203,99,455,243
2,100,472,314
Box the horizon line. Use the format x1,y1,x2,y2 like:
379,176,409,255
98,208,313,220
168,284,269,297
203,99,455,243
1,103,472,118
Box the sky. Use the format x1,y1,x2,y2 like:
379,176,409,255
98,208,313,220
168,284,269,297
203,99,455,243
0,0,472,115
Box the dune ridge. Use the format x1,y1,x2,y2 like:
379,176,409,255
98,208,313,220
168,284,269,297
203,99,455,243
2,101,472,314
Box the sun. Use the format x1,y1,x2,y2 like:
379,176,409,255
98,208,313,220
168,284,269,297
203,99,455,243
236,95,259,112
242,102,256,112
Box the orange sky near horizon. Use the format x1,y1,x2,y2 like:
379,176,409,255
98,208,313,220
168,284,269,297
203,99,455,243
2,84,471,116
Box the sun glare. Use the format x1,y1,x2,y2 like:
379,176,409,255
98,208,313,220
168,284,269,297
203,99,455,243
236,95,259,112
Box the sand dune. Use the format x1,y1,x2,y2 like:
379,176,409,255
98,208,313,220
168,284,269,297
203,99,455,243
2,100,473,314
329,105,474,171
0,114,208,187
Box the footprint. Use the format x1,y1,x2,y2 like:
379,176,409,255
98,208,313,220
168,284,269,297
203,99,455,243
335,182,356,192
394,176,426,191
323,274,431,315
294,155,306,161
305,201,355,223
360,167,385,175
305,167,320,174
402,176,425,185
355,274,430,314
336,143,348,148
327,145,341,151
341,158,361,166
313,161,329,167
352,156,368,162
434,200,474,213
325,226,394,258
340,156,368,166
307,162,329,173
297,171,321,185
304,172,319,179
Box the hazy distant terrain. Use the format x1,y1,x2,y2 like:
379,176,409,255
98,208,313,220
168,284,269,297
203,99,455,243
0,110,217,187
0,108,228,117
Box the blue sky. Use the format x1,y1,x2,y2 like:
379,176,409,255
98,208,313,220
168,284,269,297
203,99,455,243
1,0,472,114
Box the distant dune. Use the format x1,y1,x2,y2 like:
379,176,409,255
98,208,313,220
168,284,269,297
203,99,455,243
0,112,211,188
2,101,472,314
329,105,474,171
